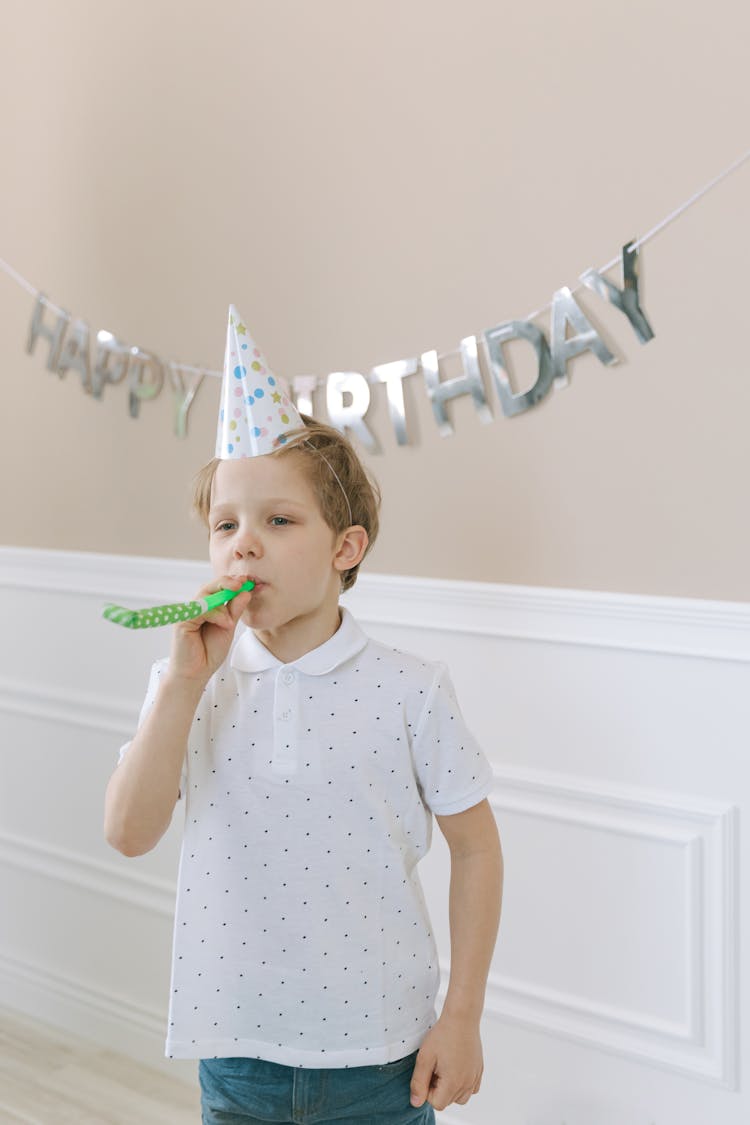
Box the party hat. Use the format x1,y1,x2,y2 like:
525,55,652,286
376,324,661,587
215,305,304,459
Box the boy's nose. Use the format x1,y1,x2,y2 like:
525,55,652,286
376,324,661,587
233,533,263,559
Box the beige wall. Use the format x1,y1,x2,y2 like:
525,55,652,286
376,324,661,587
1,0,749,600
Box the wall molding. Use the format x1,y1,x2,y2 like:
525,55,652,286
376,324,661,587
0,674,136,736
1,545,749,661
0,947,164,1038
0,829,175,918
0,948,196,1085
480,767,739,1089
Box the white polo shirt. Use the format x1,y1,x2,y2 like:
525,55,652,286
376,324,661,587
121,608,493,1068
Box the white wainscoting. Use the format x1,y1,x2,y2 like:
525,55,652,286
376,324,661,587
1,547,748,1125
484,773,737,1082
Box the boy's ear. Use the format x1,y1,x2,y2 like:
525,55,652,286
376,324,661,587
333,526,369,574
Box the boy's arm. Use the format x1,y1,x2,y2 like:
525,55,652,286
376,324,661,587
409,798,503,1112
104,673,204,857
104,574,254,858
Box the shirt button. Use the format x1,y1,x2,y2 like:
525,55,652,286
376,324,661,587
283,671,295,685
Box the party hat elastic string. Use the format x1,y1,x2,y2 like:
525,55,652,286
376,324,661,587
305,441,354,527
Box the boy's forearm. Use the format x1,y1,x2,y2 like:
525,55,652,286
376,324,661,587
441,839,503,1023
104,674,204,856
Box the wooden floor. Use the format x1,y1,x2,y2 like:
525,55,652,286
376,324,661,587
0,1008,200,1124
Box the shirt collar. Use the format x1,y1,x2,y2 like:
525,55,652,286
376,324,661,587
229,606,368,676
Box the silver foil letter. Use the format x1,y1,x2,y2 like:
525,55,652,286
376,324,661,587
56,319,92,392
484,320,555,417
169,362,205,438
26,294,70,371
325,372,378,452
580,242,655,345
291,375,320,417
92,330,129,399
420,337,492,438
369,358,418,446
550,286,618,387
127,347,165,418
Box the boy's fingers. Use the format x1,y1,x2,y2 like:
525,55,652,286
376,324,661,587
185,577,252,617
228,589,253,622
221,574,252,590
410,1052,435,1107
219,576,254,619
195,575,251,598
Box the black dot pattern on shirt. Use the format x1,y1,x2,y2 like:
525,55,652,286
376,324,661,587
136,635,492,1066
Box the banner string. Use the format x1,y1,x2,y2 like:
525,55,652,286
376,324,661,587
520,145,750,327
0,256,39,300
2,146,750,376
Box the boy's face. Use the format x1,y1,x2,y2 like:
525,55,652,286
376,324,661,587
208,453,352,651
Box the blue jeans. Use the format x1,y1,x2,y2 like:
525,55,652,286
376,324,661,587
199,1051,436,1124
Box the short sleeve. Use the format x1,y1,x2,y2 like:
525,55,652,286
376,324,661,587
411,663,494,816
117,657,188,800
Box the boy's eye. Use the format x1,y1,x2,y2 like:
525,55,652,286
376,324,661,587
270,516,290,527
215,520,236,532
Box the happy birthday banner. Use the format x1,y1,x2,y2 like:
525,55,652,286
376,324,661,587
3,149,749,453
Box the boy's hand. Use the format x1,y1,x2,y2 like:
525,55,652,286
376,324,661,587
166,575,254,685
409,1014,483,1112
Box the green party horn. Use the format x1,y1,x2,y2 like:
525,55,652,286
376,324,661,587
103,580,256,629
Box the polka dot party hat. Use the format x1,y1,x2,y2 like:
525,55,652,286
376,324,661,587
215,305,304,459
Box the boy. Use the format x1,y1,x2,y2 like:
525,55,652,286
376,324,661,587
105,309,503,1122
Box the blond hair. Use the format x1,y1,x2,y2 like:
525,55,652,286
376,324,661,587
192,417,380,591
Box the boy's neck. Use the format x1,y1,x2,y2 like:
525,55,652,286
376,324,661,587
252,604,343,665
